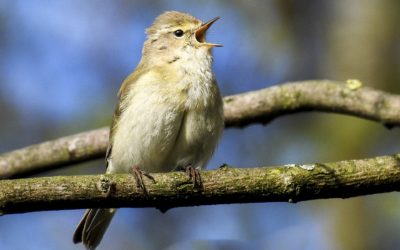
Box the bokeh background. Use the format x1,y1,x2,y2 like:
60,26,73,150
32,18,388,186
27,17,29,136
1,1,400,249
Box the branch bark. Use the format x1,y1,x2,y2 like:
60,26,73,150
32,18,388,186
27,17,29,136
1,80,400,178
1,153,400,215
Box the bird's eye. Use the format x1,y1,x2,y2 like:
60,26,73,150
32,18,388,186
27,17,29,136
174,29,184,37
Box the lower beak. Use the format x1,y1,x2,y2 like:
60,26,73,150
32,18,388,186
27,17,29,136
195,17,222,48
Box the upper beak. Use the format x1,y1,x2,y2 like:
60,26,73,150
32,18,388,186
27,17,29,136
195,16,222,48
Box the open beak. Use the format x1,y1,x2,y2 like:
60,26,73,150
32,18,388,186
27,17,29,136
195,16,222,48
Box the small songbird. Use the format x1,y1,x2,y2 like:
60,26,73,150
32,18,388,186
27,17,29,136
73,11,224,249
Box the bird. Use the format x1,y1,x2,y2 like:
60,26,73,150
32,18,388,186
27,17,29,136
72,11,224,250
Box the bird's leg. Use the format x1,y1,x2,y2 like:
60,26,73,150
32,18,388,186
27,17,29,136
182,165,203,188
131,166,156,194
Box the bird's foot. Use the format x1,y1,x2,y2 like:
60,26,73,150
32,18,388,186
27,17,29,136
156,165,202,213
131,166,155,194
182,165,203,189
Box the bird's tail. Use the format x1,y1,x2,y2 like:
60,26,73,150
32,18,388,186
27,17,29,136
73,208,116,250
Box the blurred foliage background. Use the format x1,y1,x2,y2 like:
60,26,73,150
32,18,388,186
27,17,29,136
1,1,400,249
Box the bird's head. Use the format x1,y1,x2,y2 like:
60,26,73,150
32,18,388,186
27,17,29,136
142,11,221,66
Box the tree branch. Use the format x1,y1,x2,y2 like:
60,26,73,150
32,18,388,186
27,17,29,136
224,80,400,127
0,128,109,178
1,80,400,178
1,153,400,215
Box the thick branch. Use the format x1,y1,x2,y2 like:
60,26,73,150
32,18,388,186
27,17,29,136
1,153,400,215
1,80,400,178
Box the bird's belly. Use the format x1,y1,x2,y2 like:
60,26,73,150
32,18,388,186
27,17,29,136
164,107,223,171
108,96,185,174
109,107,221,173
